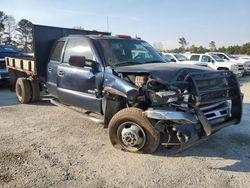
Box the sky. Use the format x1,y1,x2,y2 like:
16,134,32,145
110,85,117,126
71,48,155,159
1,0,250,49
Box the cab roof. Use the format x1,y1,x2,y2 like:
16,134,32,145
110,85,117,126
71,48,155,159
60,34,141,41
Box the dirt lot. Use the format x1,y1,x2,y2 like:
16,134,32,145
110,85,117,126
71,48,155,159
0,77,250,188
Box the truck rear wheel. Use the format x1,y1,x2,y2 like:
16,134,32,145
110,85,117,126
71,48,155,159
29,79,41,102
16,78,31,104
108,108,160,153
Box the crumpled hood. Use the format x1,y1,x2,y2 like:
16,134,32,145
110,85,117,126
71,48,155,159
113,63,214,82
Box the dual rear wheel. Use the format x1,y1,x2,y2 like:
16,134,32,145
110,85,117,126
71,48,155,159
15,77,41,104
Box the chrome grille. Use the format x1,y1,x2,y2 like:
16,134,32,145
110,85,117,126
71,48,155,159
185,71,234,124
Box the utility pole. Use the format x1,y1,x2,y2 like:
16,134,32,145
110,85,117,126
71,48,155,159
107,16,109,32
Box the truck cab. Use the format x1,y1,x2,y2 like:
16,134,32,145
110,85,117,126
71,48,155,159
190,53,244,77
161,52,208,67
208,52,250,74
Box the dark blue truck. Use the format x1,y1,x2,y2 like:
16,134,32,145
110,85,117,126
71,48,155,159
5,24,242,153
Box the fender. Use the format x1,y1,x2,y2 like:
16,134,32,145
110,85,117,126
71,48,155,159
102,71,138,127
103,72,138,100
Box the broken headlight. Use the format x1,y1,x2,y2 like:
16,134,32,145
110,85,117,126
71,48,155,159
149,90,178,104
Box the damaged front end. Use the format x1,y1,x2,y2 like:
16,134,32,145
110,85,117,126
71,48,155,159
103,67,242,152
143,70,242,151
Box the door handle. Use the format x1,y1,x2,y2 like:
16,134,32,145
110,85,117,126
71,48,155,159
58,70,65,77
48,67,52,72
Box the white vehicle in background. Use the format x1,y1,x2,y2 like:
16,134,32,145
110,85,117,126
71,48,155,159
189,54,244,77
161,53,208,67
234,55,250,74
208,52,250,74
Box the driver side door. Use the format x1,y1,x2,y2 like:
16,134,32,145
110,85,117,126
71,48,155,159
57,37,103,113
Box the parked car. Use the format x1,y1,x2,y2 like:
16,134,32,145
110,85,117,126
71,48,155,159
189,53,244,77
230,55,250,74
5,24,242,154
161,52,208,67
0,44,30,82
208,52,250,74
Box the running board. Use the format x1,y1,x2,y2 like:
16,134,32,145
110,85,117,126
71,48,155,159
50,98,104,124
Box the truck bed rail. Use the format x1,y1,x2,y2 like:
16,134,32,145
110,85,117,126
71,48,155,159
5,57,36,76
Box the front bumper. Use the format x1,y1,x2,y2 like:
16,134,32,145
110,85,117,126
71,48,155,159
232,70,244,77
244,64,250,74
145,71,242,150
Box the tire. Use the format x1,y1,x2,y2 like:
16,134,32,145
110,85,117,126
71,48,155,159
108,107,160,153
15,78,31,104
29,79,41,102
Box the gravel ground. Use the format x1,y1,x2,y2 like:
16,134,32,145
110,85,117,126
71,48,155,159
0,77,250,188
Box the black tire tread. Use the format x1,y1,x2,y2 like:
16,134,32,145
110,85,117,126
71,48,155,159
108,107,160,153
29,79,40,102
15,78,31,104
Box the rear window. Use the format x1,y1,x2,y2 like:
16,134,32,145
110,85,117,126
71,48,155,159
190,55,200,61
50,41,65,62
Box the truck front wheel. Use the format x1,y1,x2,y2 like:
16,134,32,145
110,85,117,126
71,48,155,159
108,108,160,153
16,78,31,104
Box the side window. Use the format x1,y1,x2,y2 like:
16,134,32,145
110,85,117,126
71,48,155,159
63,37,94,63
50,41,65,62
201,55,210,62
217,54,229,60
190,55,200,61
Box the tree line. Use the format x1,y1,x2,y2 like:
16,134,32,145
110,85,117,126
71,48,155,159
0,11,33,53
1,10,250,55
154,37,250,55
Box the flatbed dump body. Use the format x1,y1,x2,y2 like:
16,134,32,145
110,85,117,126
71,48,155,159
6,57,35,75
6,24,110,81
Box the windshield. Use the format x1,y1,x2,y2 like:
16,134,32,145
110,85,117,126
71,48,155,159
99,39,165,66
227,54,238,60
162,54,173,62
211,55,224,62
173,54,189,61
215,53,230,60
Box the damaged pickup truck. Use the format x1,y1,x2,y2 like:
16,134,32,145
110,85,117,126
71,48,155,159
6,25,242,153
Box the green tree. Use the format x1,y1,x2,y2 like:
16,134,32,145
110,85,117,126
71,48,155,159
178,37,188,50
241,42,250,55
16,19,33,52
3,15,16,45
209,41,216,51
0,11,7,43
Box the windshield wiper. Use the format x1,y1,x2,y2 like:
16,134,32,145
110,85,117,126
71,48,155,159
144,60,166,64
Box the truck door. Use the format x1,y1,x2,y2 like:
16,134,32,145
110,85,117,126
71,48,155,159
201,55,215,69
56,37,103,113
47,41,65,97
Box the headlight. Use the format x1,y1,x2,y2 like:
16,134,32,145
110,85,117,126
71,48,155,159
155,90,177,97
149,90,178,104
230,64,238,71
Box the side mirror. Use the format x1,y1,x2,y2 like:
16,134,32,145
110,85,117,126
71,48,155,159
69,56,86,67
170,59,176,62
69,56,96,68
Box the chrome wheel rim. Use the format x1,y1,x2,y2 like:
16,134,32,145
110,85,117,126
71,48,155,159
117,122,146,152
